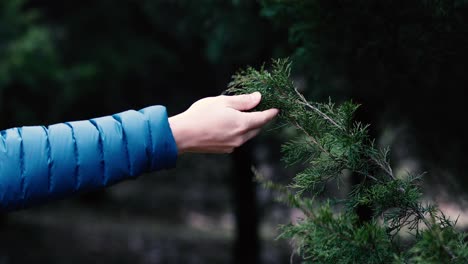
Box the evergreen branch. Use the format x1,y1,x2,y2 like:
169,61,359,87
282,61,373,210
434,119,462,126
227,58,468,263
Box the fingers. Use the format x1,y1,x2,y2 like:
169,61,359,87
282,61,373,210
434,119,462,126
223,92,262,111
245,108,279,129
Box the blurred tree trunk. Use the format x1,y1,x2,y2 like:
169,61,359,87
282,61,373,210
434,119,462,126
232,143,259,264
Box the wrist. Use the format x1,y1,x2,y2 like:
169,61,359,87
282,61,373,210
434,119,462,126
168,114,190,154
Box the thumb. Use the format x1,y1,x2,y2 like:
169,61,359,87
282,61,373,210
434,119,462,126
224,92,261,111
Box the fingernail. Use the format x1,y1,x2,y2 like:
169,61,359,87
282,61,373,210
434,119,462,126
251,91,261,100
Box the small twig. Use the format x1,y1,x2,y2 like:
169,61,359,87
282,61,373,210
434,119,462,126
412,206,431,230
294,88,344,131
370,155,395,180
290,250,296,264
291,119,333,158
355,170,380,182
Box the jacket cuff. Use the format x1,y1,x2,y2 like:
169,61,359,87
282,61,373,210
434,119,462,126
139,105,178,170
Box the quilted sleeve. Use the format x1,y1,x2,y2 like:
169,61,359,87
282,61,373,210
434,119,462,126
0,105,178,211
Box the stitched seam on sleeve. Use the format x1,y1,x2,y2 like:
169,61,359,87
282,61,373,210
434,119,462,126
112,115,132,176
0,130,6,152
17,127,26,206
64,123,79,192
140,111,153,172
42,126,52,194
89,120,106,186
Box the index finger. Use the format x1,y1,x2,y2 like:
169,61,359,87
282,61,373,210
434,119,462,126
244,108,279,130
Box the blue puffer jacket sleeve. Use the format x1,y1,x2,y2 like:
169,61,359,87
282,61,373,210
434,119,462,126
0,105,178,211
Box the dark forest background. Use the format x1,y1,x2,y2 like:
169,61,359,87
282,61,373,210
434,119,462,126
1,0,468,263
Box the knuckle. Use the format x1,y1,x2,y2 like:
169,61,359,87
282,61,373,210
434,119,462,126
218,95,228,102
234,120,248,133
239,123,249,133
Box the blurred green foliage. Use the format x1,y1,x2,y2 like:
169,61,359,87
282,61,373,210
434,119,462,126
1,0,75,124
0,0,284,127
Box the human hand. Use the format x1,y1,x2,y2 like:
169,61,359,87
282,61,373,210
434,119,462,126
168,92,279,154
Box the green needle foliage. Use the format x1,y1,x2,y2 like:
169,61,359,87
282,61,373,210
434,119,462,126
227,59,468,263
